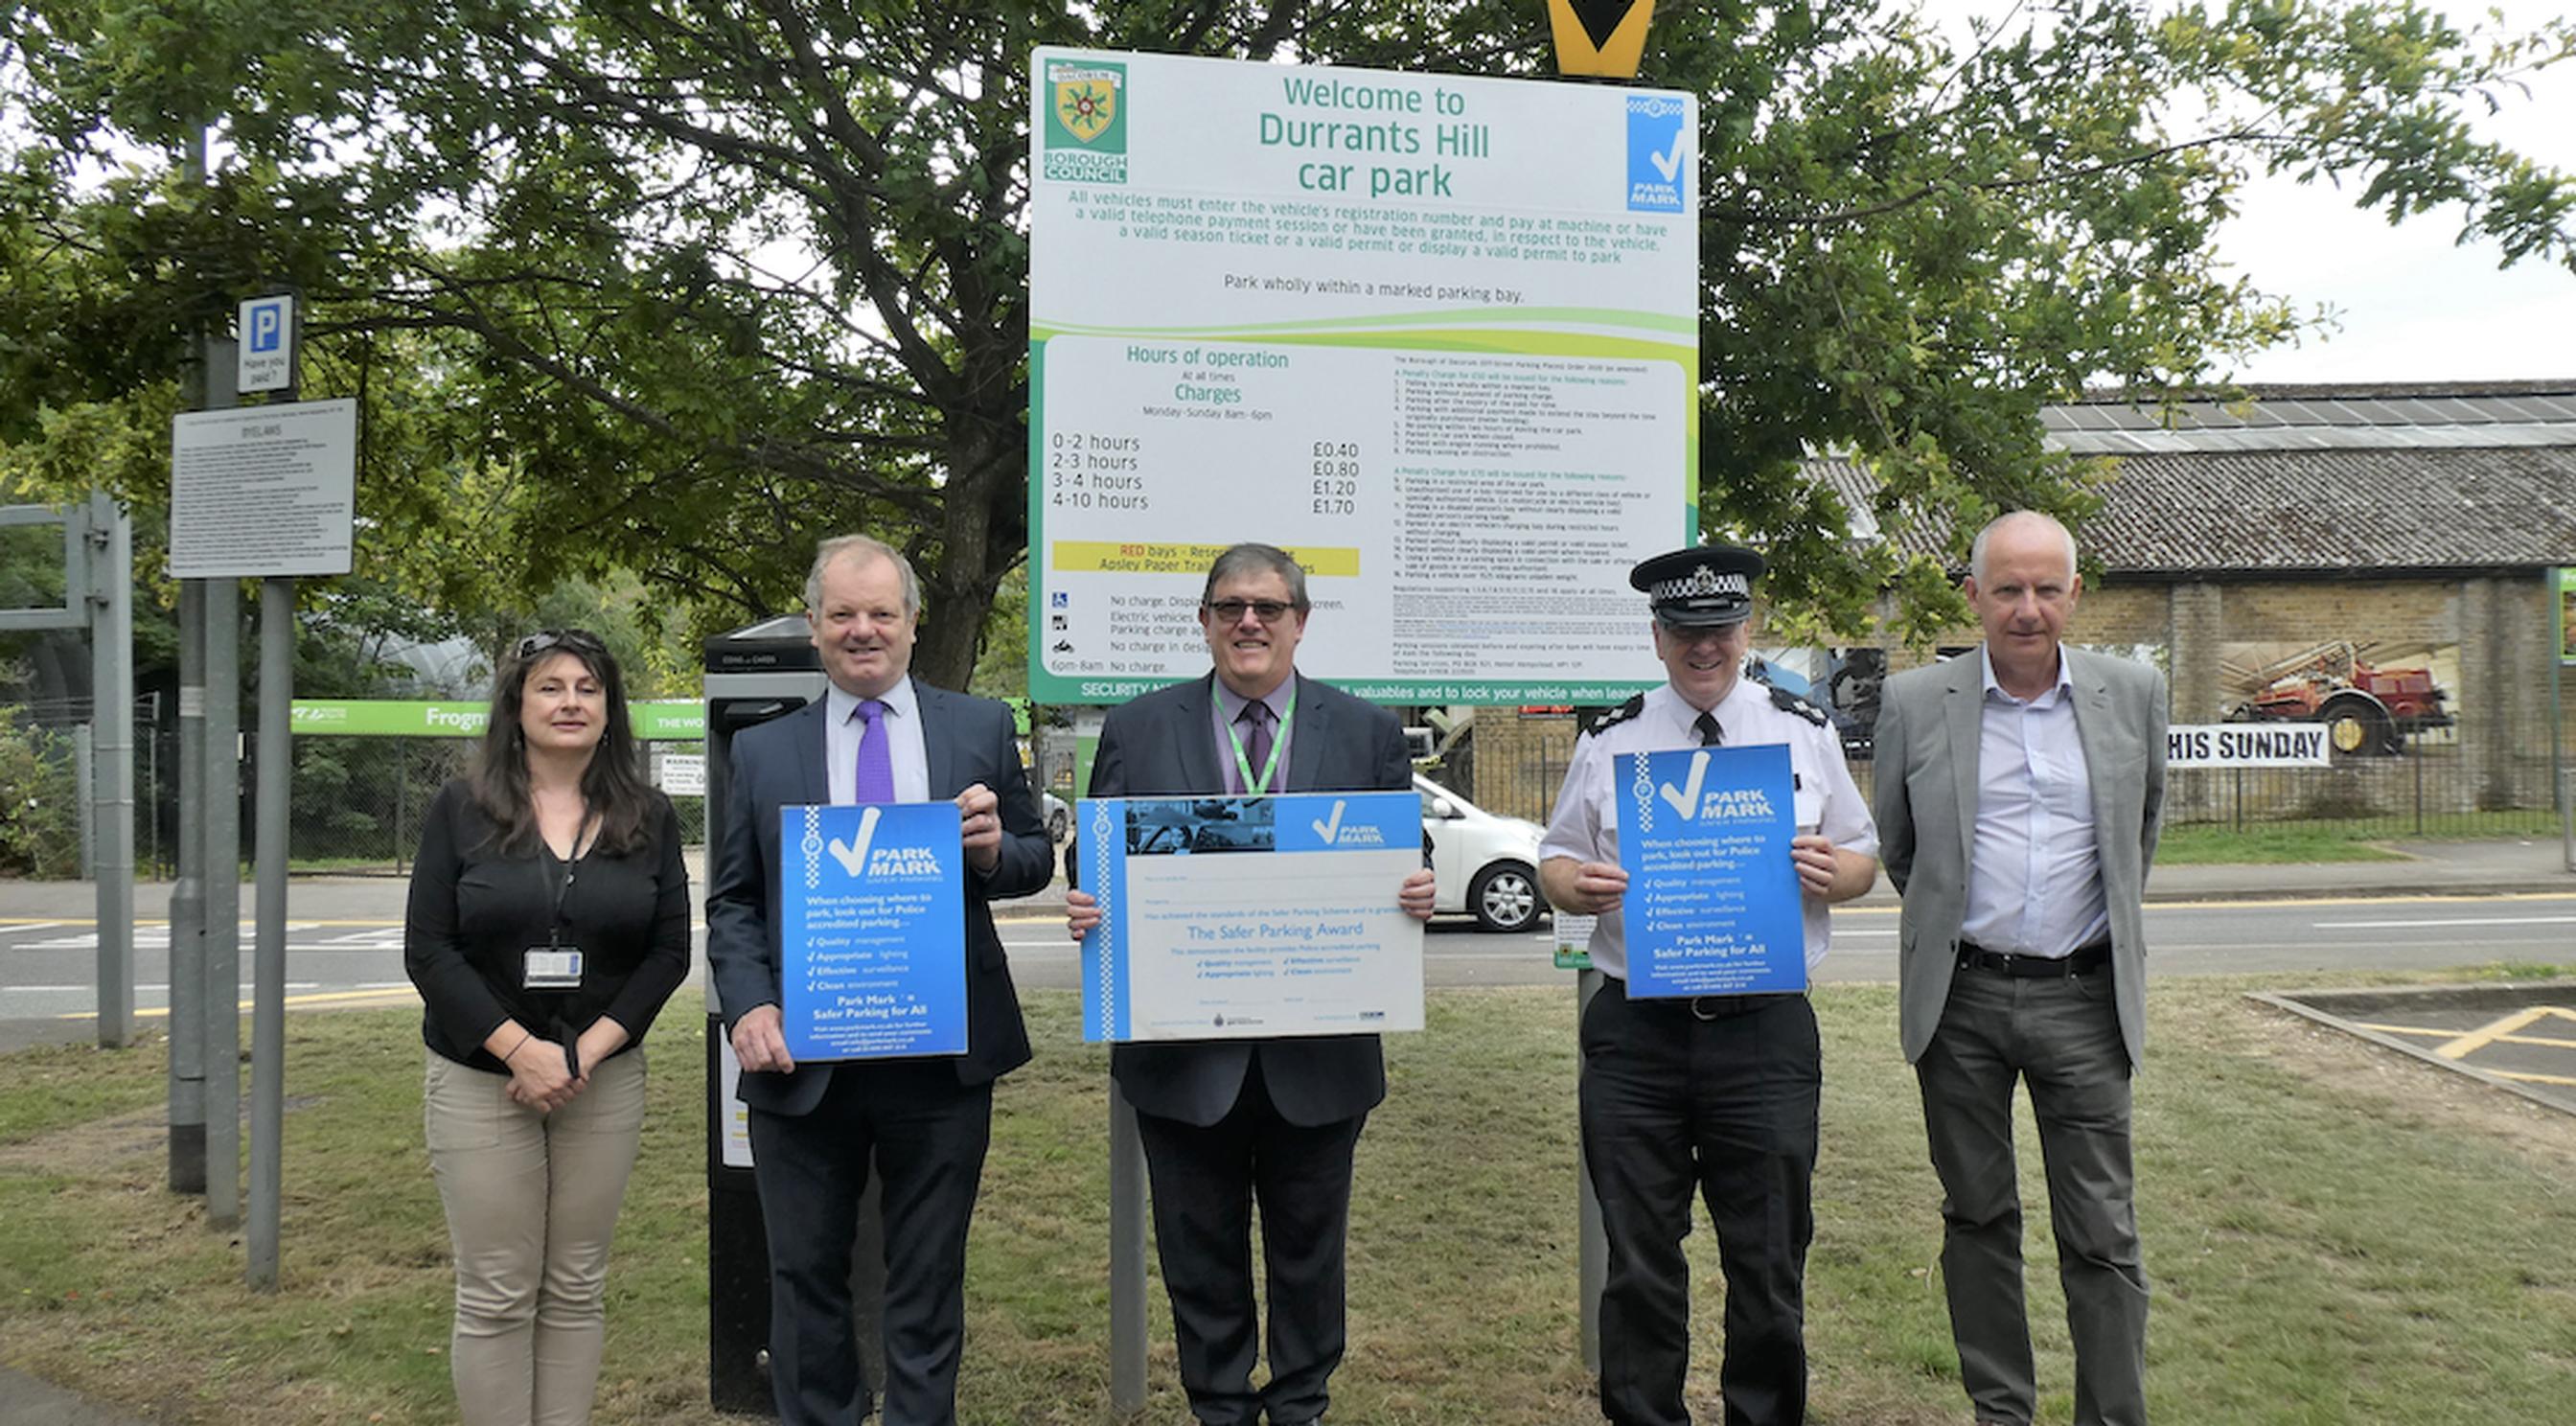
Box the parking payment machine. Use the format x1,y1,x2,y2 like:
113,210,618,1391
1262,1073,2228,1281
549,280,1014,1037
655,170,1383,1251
702,615,886,1414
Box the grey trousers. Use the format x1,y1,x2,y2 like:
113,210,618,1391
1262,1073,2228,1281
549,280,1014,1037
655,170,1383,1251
1916,966,2148,1426
425,1048,649,1426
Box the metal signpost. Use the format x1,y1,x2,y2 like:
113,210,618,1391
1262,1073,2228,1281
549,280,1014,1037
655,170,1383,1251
168,289,356,1289
2556,567,2573,871
0,502,134,1049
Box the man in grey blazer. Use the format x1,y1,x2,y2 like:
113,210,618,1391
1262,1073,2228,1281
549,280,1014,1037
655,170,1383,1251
707,535,1051,1426
1066,542,1435,1426
1872,511,2167,1426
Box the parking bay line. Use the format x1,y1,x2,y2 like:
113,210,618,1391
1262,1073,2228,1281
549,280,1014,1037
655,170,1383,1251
2353,1020,2576,1051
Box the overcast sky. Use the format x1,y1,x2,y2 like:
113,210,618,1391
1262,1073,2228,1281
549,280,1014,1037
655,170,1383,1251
1929,1,2574,386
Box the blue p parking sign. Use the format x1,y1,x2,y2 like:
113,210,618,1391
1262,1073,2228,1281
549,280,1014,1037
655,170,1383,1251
237,292,297,392
247,299,285,352
1624,95,1688,213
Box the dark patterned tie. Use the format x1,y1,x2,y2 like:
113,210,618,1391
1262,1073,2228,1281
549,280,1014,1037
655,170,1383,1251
1236,701,1275,794
853,700,894,803
1693,710,1723,747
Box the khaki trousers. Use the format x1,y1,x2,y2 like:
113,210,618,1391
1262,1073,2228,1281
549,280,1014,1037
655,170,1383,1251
425,1048,648,1426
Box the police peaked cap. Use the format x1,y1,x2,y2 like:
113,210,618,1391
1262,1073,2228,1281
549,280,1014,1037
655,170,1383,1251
1630,544,1764,628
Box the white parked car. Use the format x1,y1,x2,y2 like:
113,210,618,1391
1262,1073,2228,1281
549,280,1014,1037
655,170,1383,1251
1040,791,1071,843
1416,773,1549,933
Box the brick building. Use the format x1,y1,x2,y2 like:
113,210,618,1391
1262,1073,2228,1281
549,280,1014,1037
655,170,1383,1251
1468,382,2576,830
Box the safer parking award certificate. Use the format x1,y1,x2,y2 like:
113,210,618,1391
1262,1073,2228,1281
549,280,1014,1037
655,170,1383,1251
1616,746,1806,997
779,803,968,1060
1077,791,1424,1041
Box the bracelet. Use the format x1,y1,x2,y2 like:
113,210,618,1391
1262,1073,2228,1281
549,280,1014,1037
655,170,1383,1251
498,1029,533,1063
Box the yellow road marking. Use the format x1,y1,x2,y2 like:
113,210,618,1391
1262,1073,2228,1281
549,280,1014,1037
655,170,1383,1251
2353,1021,2576,1050
56,986,420,1021
2487,1069,2576,1087
2433,1005,2576,1060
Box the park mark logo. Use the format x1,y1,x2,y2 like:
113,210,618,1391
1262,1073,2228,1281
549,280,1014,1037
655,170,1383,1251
1623,93,1686,213
1309,798,1388,848
827,806,881,877
1045,59,1129,185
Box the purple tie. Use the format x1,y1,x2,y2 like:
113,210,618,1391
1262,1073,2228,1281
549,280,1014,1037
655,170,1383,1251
853,700,894,804
1236,701,1275,794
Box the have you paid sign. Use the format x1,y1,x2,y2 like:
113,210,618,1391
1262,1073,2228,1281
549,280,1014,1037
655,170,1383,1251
1029,48,1697,705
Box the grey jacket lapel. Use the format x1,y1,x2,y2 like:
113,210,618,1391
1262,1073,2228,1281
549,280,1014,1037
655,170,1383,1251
1943,654,1985,868
2066,651,2127,831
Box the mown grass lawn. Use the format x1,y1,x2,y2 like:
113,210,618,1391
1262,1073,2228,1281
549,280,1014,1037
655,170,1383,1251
4,977,2572,1424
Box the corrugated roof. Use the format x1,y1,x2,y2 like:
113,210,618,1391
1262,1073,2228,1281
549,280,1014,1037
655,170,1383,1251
2039,387,2576,453
1812,383,2576,574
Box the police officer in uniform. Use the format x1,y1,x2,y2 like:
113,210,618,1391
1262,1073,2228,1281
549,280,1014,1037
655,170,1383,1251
1539,544,1879,1426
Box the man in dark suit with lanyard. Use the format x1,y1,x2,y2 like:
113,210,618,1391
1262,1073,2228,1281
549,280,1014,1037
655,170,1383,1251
707,534,1052,1426
1066,542,1435,1426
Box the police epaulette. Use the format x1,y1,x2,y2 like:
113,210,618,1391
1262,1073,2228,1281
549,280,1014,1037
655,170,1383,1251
1583,694,1646,735
1769,685,1828,726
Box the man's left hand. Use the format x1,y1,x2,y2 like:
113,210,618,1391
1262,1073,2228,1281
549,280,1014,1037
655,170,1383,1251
1398,867,1436,921
955,782,1002,873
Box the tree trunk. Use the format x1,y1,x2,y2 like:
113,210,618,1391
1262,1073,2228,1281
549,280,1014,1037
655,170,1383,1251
911,419,1022,695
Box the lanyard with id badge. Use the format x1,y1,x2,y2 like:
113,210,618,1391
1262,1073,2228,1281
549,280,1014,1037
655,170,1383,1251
525,814,594,993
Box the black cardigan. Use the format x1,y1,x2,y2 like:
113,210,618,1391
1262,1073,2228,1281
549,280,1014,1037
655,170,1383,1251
403,778,692,1072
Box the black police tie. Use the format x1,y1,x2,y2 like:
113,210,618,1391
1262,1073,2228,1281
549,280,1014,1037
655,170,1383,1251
1693,711,1723,747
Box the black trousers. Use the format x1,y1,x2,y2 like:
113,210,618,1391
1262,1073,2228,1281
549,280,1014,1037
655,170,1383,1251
1136,1059,1368,1426
1581,982,1822,1426
748,1061,994,1426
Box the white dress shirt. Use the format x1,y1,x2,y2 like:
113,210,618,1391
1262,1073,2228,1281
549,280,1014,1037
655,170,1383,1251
1962,646,2109,956
1540,678,1878,980
824,677,932,805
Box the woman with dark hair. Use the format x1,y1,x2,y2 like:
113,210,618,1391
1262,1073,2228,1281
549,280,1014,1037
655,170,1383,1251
404,629,690,1426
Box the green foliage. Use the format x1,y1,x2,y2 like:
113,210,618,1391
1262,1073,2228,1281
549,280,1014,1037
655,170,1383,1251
0,707,82,878
3,0,2571,668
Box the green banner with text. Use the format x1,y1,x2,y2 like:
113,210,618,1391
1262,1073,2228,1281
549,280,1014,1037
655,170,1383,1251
288,700,706,740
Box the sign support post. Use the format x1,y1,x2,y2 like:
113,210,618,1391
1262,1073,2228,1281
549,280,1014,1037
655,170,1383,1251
248,571,292,1291
204,484,243,1230
169,289,350,1285
84,492,136,1049
168,121,216,1190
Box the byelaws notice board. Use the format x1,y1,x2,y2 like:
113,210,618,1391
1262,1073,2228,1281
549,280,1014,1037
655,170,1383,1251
169,398,358,579
1028,48,1698,705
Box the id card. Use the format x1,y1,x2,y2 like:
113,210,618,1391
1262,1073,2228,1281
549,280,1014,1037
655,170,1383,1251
522,947,584,990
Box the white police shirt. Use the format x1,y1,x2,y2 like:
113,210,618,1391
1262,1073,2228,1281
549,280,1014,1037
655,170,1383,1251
1539,678,1878,982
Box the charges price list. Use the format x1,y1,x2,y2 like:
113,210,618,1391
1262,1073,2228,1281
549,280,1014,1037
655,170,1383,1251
1046,428,1154,512
1308,440,1361,518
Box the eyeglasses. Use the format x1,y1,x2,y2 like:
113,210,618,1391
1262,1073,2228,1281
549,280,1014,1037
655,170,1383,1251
514,628,608,661
1205,599,1298,624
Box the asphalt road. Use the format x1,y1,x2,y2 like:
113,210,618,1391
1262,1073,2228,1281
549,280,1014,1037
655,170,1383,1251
5,893,2573,1030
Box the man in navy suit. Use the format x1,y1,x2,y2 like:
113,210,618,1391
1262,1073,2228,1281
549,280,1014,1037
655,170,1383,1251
707,534,1051,1426
1067,542,1435,1426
